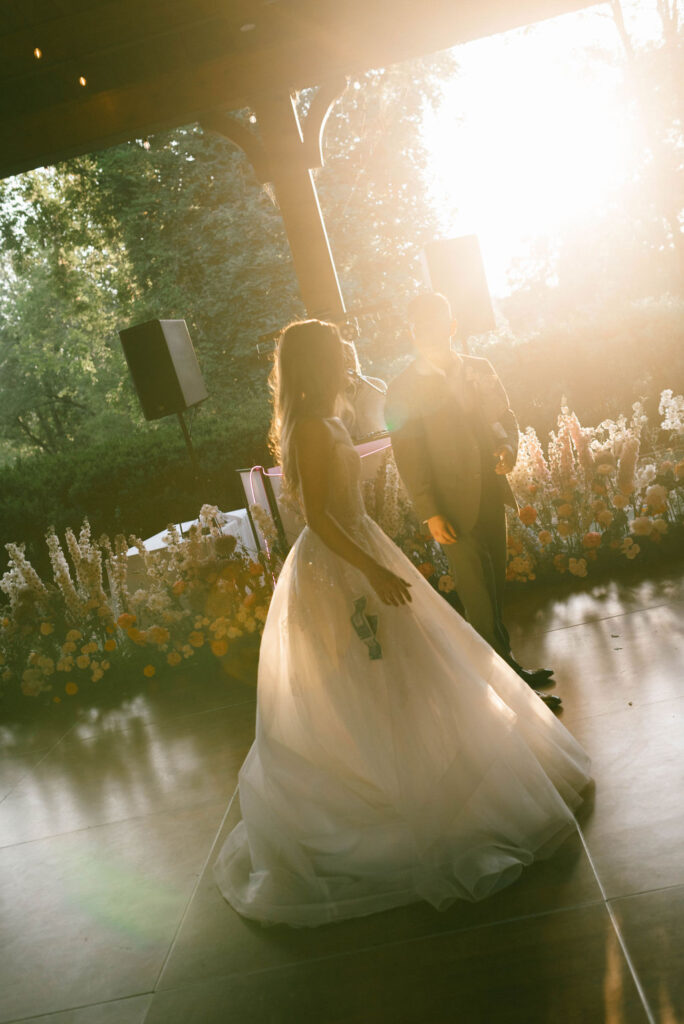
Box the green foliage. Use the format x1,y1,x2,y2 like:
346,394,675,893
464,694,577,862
0,404,270,576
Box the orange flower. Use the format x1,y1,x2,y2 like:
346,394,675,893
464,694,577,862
211,639,229,658
243,593,257,608
582,532,601,550
188,630,205,648
417,563,435,578
518,505,538,526
249,561,264,577
147,626,170,646
40,622,54,635
126,627,147,646
553,554,568,573
104,638,116,652
167,651,182,666
143,664,156,677
172,580,186,596
538,530,552,547
557,522,572,538
117,612,136,629
557,503,573,519
65,682,78,695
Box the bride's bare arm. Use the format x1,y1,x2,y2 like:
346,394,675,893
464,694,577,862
295,418,411,605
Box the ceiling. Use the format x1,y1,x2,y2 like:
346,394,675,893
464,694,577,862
2,0,601,180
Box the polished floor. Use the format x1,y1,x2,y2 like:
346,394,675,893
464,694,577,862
1,570,683,1024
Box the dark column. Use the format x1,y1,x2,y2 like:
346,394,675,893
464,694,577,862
203,81,347,319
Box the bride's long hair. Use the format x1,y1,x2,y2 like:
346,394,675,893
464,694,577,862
268,319,346,497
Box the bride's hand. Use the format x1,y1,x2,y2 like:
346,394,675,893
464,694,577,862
363,562,412,606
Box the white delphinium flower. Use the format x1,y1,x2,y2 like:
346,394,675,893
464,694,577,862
634,464,657,494
46,529,85,622
658,390,684,435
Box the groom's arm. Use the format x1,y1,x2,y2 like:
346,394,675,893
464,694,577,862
478,359,519,465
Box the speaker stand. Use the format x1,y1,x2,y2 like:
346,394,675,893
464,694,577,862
176,410,200,479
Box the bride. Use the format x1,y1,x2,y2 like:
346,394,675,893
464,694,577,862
213,319,592,928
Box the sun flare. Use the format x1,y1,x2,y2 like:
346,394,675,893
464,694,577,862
421,7,656,297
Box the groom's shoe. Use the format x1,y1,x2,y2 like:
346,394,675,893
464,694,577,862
516,667,555,689
527,668,556,688
535,690,562,711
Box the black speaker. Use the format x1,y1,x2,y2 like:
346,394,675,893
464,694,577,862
119,319,208,421
423,236,495,339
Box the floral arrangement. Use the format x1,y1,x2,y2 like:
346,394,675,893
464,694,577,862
0,505,274,706
504,390,684,583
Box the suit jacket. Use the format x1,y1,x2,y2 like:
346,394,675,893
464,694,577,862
385,352,519,535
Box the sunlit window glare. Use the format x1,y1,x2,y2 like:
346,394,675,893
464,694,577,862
421,8,656,297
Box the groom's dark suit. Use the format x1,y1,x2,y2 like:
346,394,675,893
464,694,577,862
385,350,519,661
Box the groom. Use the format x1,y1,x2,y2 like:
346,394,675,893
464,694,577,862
385,292,561,709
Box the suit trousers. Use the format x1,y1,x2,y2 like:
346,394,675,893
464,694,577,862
441,496,514,662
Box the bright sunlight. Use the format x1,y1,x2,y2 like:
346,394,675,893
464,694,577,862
421,3,661,297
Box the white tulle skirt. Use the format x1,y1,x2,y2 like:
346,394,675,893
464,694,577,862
213,516,592,927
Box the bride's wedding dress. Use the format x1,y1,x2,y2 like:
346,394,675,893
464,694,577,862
213,418,591,927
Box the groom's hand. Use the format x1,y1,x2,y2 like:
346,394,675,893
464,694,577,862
426,515,458,545
493,445,515,475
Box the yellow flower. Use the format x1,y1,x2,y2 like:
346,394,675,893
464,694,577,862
167,651,182,666
66,629,82,642
65,682,78,695
188,630,205,648
568,558,588,578
597,510,613,528
143,664,156,677
557,503,574,519
101,660,111,671
653,519,668,534
104,638,116,652
537,530,552,546
630,517,653,537
612,493,628,509
557,522,572,538
61,641,77,654
40,622,54,635
76,654,90,669
211,639,229,658
117,613,136,629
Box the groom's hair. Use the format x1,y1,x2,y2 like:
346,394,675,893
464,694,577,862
407,291,451,324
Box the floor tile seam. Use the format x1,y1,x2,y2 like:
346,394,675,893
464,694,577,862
152,783,240,996
0,794,230,853
154,896,608,996
0,726,78,809
605,880,684,904
523,598,683,639
574,819,657,1024
67,696,257,744
1,991,154,1024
